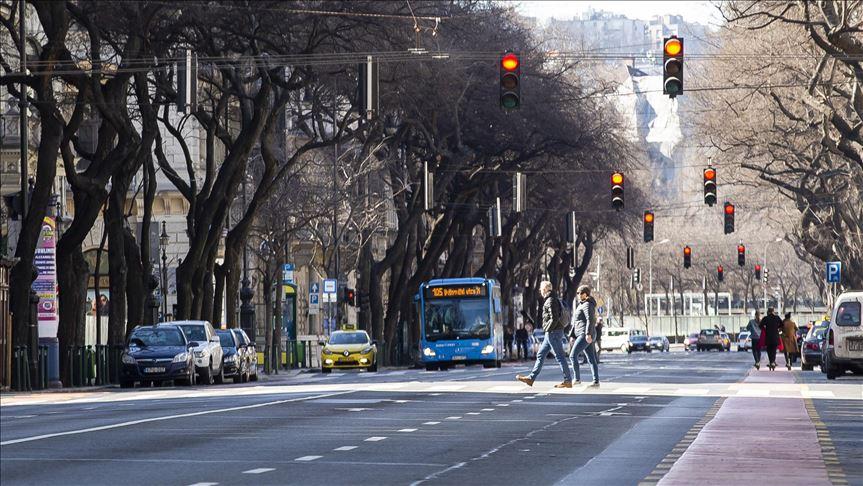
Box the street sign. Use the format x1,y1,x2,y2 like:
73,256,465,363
309,292,319,315
282,263,294,284
311,282,320,294
826,262,842,283
323,279,337,294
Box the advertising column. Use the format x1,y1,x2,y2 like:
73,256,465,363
33,217,58,338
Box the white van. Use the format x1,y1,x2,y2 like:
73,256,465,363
823,291,863,379
602,327,647,352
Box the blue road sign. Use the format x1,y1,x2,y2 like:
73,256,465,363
323,279,337,294
309,293,319,305
826,262,842,283
311,282,320,294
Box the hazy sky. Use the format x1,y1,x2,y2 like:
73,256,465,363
516,1,724,27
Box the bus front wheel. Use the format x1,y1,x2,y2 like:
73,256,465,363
425,364,438,372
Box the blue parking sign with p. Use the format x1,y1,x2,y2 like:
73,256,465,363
826,262,841,283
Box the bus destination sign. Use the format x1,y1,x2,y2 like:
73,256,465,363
425,284,487,299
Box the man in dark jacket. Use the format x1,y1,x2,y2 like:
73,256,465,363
746,310,762,369
760,307,783,370
568,285,600,386
515,325,529,360
516,281,573,387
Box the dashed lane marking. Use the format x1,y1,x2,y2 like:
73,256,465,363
481,408,495,411
423,422,441,425
243,467,277,473
466,412,481,416
334,446,357,451
364,436,387,442
445,416,462,420
187,483,218,486
496,404,509,407
399,428,418,432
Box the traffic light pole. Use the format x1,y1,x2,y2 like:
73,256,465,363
762,238,782,310
648,239,669,316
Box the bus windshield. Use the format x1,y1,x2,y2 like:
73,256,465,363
424,299,490,341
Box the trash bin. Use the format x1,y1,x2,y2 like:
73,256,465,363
39,337,62,388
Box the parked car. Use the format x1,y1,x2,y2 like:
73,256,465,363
173,321,224,384
737,331,752,352
697,329,724,351
822,291,863,380
120,324,196,388
719,333,732,352
321,330,378,373
231,328,258,381
625,334,651,353
648,335,670,352
801,327,827,371
683,332,699,351
216,329,248,383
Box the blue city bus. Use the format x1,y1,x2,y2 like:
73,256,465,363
416,278,504,371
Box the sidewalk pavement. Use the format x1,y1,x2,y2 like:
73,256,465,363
656,357,837,486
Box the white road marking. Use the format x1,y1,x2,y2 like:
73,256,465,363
466,412,481,415
423,421,441,425
243,467,277,473
293,456,321,462
334,446,357,451
393,400,410,403
802,390,835,398
674,388,710,396
511,399,523,402
398,428,418,432
445,416,461,420
481,408,495,411
0,390,355,446
365,436,387,442
525,396,535,399
496,404,509,407
187,483,218,486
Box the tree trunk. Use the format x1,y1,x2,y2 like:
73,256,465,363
105,194,128,346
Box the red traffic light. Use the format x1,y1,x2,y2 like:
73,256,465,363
501,53,519,71
738,244,745,253
718,265,724,272
724,203,735,215
755,264,761,271
684,246,691,256
704,168,716,181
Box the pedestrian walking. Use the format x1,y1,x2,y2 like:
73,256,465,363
568,285,599,387
746,310,762,369
595,317,604,363
781,312,799,370
504,325,514,360
516,281,573,388
760,307,784,371
515,324,529,361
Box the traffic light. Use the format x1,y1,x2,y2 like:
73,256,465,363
663,36,684,98
703,167,717,206
626,247,635,270
717,265,724,282
754,264,762,281
643,210,654,242
763,268,769,285
611,171,624,211
500,51,520,110
724,202,735,234
342,287,356,306
683,245,692,269
737,244,746,266
634,268,641,285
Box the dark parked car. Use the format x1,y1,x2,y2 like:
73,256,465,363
231,328,258,381
120,325,196,388
801,327,827,371
697,329,724,351
626,335,651,353
648,335,670,352
216,329,248,383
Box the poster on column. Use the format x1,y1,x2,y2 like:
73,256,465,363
32,216,59,338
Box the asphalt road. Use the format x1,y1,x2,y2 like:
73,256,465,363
1,350,861,486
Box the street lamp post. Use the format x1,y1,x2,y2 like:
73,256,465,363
648,238,670,316
160,221,169,320
762,237,783,311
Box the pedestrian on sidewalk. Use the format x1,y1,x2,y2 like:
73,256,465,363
781,312,799,370
746,310,762,369
760,307,784,371
504,325,514,360
515,324,529,361
516,281,573,388
568,285,600,387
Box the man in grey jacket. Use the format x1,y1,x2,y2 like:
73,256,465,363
516,281,574,388
568,285,599,386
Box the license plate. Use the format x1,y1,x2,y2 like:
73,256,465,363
452,355,466,360
144,367,165,374
848,339,863,352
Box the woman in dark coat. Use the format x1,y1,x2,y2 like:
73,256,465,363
760,307,784,370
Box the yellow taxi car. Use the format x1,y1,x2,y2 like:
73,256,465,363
321,330,377,373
